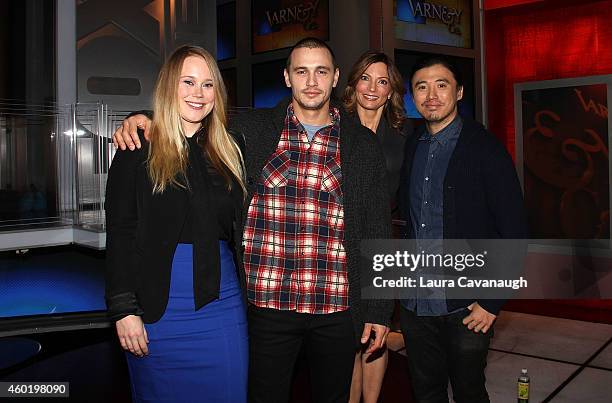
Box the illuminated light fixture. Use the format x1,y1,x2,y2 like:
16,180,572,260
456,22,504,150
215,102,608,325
63,129,86,136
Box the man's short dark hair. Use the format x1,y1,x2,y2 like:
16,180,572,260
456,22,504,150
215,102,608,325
409,56,463,93
286,37,337,70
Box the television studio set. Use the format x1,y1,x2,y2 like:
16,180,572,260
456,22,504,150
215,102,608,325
1,0,611,402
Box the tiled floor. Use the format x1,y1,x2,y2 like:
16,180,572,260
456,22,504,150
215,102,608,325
590,341,612,370
384,311,612,402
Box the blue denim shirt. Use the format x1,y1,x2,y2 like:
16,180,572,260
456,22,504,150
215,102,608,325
403,115,462,316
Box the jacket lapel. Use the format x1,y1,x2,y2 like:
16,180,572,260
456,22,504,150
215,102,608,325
397,125,421,237
445,119,478,185
400,128,419,193
338,110,357,175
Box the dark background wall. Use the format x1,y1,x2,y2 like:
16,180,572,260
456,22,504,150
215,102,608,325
0,0,56,212
76,0,216,111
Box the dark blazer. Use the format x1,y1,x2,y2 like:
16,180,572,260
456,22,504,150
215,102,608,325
374,116,412,202
398,118,528,315
230,98,393,342
105,133,245,323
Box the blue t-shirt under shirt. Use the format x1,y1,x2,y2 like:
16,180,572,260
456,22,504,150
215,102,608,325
302,123,327,142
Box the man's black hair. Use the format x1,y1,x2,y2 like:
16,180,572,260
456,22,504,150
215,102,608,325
409,56,463,93
286,37,337,70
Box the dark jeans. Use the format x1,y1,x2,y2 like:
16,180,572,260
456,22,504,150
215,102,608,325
400,306,493,403
247,305,356,403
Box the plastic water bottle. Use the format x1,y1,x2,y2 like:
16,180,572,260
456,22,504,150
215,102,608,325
518,368,529,402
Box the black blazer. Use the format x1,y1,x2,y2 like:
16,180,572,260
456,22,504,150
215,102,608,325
374,116,412,202
230,98,393,342
105,133,245,323
398,118,528,315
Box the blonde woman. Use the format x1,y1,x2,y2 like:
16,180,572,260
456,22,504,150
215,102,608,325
105,45,247,402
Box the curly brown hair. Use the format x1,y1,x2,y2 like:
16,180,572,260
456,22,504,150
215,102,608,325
342,51,406,130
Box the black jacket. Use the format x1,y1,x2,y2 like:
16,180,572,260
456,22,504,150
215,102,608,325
374,116,412,202
105,132,246,323
231,99,393,341
398,118,528,315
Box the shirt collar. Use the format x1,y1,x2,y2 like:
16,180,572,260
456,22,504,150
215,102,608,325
419,115,462,145
187,125,206,143
287,103,340,130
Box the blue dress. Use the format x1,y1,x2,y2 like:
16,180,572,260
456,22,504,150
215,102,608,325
125,241,248,402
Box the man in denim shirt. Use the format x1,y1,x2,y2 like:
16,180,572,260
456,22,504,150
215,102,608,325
398,56,527,402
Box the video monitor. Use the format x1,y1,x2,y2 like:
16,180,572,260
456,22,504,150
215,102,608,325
252,0,329,54
252,59,291,108
395,0,473,49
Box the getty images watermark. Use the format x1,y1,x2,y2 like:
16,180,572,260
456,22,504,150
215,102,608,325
371,249,527,291
360,239,612,300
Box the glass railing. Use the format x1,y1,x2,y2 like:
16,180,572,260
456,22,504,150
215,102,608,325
0,100,130,235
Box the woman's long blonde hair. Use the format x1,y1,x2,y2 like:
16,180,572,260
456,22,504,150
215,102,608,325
147,45,245,194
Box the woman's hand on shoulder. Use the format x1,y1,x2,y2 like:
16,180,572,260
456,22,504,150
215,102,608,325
116,314,149,357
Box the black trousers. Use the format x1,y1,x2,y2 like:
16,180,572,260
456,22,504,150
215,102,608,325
400,306,493,403
247,305,356,403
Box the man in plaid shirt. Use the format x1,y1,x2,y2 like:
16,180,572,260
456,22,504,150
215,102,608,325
242,102,349,313
232,38,392,403
112,38,392,403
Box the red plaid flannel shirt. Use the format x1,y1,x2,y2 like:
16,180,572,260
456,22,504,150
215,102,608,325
243,105,349,314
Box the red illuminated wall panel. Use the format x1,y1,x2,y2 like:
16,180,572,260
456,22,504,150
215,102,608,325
485,0,612,157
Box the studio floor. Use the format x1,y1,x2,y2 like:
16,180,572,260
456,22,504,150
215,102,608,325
4,308,611,402
375,311,612,402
